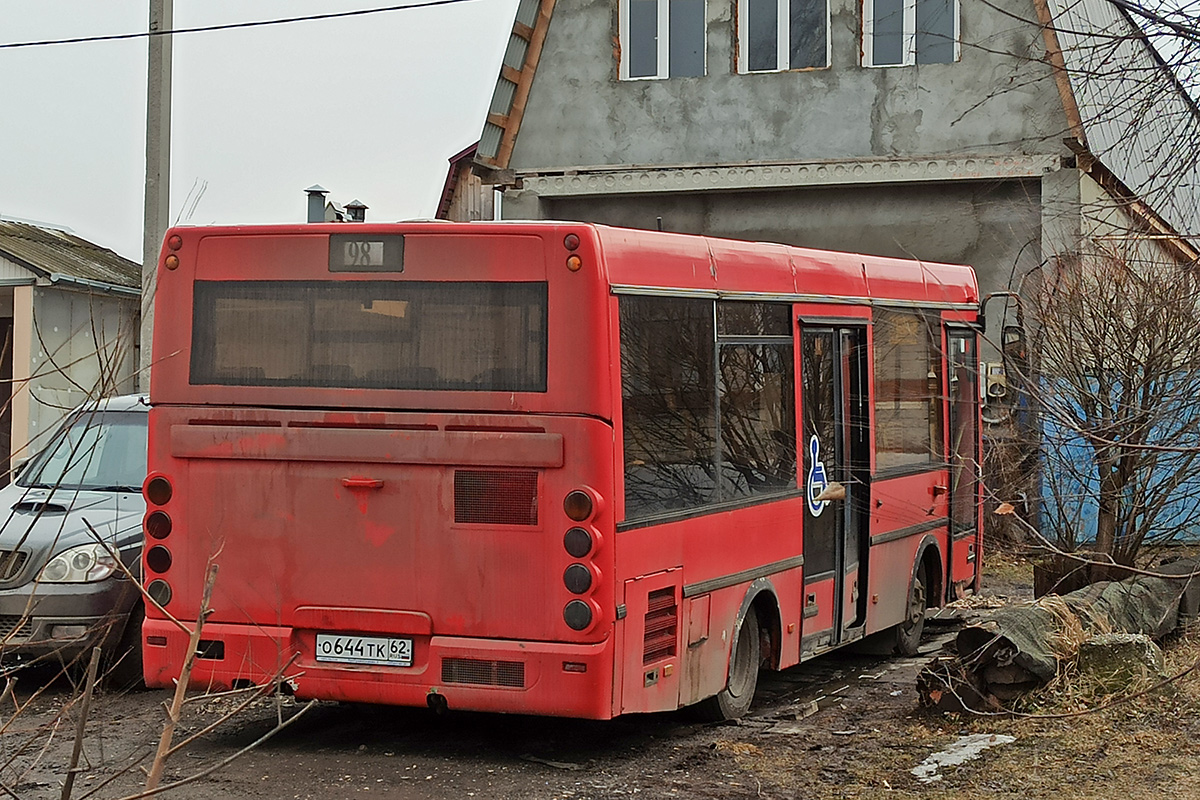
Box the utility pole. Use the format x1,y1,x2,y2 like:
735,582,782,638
141,0,172,391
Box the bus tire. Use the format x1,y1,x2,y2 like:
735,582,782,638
894,562,928,656
697,606,760,721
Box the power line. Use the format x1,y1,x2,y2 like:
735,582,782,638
0,0,483,50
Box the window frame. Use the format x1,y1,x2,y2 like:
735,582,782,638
188,280,549,392
619,0,707,80
736,0,831,73
871,308,945,473
618,296,798,525
862,0,959,68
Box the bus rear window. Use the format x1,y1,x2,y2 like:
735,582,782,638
190,280,547,392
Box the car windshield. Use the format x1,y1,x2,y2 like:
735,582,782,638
19,410,147,492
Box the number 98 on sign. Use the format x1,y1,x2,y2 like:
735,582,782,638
328,234,404,272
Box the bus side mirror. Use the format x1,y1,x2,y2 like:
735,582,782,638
1002,324,1026,361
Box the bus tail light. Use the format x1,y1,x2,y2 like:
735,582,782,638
145,511,172,540
563,599,594,631
147,580,172,608
145,475,173,506
563,563,593,594
563,489,595,522
146,545,172,574
564,527,593,557
167,234,183,251
566,255,583,272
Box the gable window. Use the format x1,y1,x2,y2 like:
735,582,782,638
863,0,957,67
738,0,829,72
620,0,706,79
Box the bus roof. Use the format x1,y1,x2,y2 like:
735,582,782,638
584,224,979,309
163,221,979,309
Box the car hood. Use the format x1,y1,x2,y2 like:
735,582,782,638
0,482,145,585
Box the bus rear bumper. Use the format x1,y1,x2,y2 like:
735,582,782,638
141,618,617,719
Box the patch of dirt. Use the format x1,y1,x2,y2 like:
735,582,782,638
5,550,1200,799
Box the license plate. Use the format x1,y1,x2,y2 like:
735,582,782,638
315,634,413,667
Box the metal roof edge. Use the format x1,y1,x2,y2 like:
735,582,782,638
0,248,52,280
48,273,141,297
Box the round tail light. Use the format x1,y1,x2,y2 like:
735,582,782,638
146,545,172,574
564,527,593,558
564,564,593,594
147,579,172,608
563,490,594,522
145,476,173,506
564,600,593,631
145,510,172,540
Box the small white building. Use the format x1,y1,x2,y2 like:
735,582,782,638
0,221,140,481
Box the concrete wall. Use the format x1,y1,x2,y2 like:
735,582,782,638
543,179,1041,298
509,0,1070,170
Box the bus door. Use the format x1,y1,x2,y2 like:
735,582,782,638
800,326,869,656
947,329,981,594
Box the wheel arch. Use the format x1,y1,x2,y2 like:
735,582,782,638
734,578,781,670
913,535,945,609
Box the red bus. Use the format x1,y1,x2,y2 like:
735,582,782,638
141,222,981,720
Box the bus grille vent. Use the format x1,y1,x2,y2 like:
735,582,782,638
454,470,538,526
643,587,678,665
0,550,28,582
441,657,525,688
0,615,31,641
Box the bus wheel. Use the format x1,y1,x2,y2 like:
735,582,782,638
697,606,760,721
894,563,927,656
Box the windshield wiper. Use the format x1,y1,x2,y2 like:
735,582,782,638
92,485,141,493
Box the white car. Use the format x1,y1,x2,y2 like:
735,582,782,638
0,395,148,686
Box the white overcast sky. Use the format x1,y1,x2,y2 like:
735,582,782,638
0,0,517,263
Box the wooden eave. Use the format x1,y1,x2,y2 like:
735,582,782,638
1031,0,1087,148
476,0,557,172
1066,139,1200,267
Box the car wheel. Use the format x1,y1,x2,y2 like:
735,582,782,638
106,603,145,691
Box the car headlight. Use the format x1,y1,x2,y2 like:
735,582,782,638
38,543,118,583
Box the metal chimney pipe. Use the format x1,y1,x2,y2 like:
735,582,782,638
345,199,368,223
305,184,329,223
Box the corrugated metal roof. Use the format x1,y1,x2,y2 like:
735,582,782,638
1050,0,1200,236
0,221,140,291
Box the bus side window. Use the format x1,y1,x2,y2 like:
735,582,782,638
619,297,798,523
872,309,944,470
716,302,796,498
620,296,718,520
